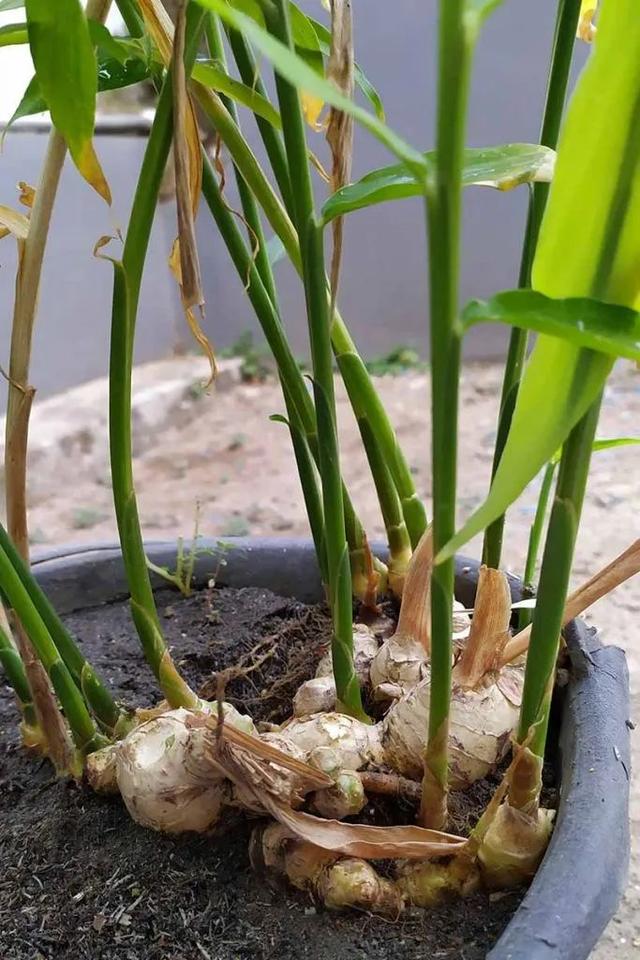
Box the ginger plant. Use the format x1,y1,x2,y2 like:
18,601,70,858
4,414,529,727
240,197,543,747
1,0,639,922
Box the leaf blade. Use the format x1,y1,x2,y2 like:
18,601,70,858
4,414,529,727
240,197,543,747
438,0,640,564
321,144,555,224
461,289,640,361
24,0,110,201
0,21,27,45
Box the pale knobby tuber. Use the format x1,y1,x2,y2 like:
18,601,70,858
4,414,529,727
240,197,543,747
381,564,522,789
395,856,480,907
293,624,378,717
275,711,384,774
103,555,550,915
252,824,479,915
252,823,402,917
382,665,523,786
370,601,470,702
311,769,366,819
116,704,254,833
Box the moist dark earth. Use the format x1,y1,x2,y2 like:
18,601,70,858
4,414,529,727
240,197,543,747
0,585,527,960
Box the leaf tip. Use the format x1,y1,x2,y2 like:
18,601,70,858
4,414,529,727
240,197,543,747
76,139,112,205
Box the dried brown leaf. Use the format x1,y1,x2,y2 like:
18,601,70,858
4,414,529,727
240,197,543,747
0,205,29,242
172,0,204,313
218,721,334,790
396,526,432,651
143,0,214,381
263,800,468,860
501,537,640,665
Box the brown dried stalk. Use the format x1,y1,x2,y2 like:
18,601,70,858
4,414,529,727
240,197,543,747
171,0,205,316
501,537,640,666
453,565,512,688
326,0,354,317
395,525,433,651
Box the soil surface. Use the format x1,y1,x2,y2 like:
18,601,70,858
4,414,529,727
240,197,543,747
0,585,525,960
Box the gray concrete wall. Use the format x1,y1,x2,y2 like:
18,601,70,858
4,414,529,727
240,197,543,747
0,0,586,411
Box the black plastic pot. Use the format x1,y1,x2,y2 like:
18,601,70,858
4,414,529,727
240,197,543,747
31,537,631,960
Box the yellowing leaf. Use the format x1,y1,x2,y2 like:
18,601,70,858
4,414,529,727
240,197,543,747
301,90,325,129
138,0,174,65
168,239,216,386
578,0,597,42
76,139,112,204
17,182,35,208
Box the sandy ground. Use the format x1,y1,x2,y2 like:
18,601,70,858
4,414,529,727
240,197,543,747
18,360,640,956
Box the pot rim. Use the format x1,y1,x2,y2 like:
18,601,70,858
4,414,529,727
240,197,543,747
30,536,631,960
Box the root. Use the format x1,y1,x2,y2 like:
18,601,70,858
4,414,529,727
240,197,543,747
200,606,332,723
359,770,422,803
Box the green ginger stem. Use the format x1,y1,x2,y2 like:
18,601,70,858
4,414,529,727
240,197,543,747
420,0,472,830
108,5,206,708
482,0,583,569
262,0,365,718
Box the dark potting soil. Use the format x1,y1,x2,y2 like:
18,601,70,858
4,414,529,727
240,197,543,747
0,585,532,960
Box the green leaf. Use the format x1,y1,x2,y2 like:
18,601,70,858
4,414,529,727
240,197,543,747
192,60,282,128
321,144,555,224
289,2,320,50
461,289,640,361
0,22,27,45
438,0,640,564
97,55,149,92
591,437,640,454
549,436,640,464
25,0,110,201
5,75,43,126
6,57,151,131
87,20,143,65
195,0,426,176
438,342,613,564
